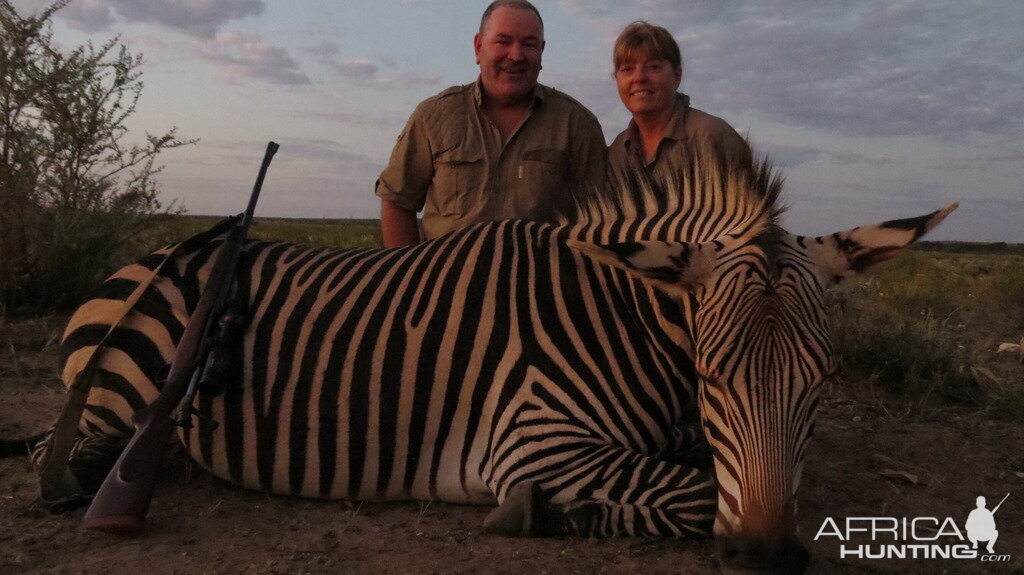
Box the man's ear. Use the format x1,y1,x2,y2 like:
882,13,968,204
567,239,719,297
804,203,958,284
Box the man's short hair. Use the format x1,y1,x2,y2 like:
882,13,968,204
479,0,544,35
613,21,682,72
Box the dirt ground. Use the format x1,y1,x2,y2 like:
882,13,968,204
1,316,1022,574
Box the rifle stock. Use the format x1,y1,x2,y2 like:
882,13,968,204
79,400,176,535
81,142,278,535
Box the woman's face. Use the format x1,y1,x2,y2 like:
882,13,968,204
615,50,682,120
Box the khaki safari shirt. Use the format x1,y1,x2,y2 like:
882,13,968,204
376,81,607,240
609,93,750,185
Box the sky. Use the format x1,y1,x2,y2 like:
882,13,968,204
11,0,1024,242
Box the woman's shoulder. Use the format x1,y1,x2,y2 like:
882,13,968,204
685,105,736,136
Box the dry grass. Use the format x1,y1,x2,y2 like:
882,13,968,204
829,248,1024,417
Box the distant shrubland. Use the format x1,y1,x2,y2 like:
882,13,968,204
829,248,1024,417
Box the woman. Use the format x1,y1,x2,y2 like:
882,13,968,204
609,22,750,182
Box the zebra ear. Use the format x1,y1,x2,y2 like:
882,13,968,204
805,203,958,284
567,239,718,296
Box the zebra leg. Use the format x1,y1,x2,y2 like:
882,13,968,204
655,420,713,469
484,445,716,538
32,429,129,512
481,481,545,536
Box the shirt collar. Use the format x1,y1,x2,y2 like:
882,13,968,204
664,93,691,140
624,92,691,149
472,78,545,108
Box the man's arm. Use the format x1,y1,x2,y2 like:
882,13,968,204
570,111,609,196
380,198,420,247
376,103,434,246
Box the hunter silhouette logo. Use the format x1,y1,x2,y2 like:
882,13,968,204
814,493,1013,562
966,493,1008,554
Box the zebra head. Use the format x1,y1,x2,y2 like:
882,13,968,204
569,201,956,573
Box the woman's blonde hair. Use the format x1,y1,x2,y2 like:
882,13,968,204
612,21,682,72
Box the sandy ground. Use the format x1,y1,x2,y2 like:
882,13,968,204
1,316,1022,574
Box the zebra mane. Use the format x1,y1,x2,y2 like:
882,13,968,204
154,215,240,255
554,142,786,245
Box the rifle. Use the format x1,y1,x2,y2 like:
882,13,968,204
992,492,1010,515
81,141,279,536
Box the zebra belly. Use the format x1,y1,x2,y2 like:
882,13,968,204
181,389,497,504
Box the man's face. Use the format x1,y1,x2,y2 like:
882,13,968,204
615,50,682,119
474,6,544,107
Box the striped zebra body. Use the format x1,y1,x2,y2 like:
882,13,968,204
32,145,955,569
56,217,716,534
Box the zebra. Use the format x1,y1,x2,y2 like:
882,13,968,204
11,145,954,572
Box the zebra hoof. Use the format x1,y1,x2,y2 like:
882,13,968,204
481,481,543,537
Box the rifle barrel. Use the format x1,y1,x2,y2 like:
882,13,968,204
992,492,1010,514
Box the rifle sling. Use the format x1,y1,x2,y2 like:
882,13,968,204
38,241,190,505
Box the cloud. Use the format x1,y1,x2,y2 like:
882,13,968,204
53,0,265,37
56,0,116,32
199,137,378,165
395,70,443,86
193,32,311,85
556,0,622,18
270,138,373,163
826,151,897,167
329,59,390,88
758,145,822,169
304,42,342,58
297,111,405,132
319,56,441,90
557,0,1024,141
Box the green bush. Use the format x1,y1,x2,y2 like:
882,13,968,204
0,1,192,315
829,249,1024,412
830,292,970,399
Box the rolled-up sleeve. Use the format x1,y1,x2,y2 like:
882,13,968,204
375,106,434,213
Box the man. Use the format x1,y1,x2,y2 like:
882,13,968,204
966,495,1001,554
609,21,750,187
376,0,607,247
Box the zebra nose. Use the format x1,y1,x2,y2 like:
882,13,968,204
716,535,810,574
